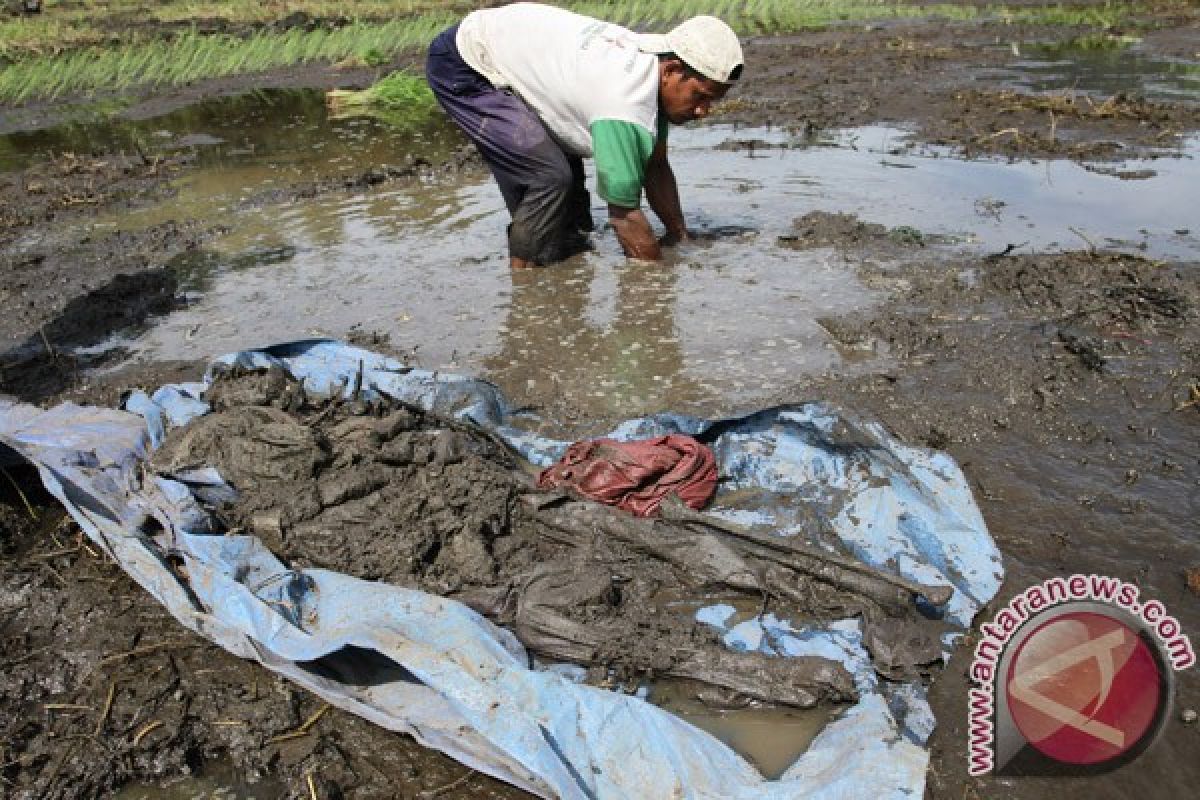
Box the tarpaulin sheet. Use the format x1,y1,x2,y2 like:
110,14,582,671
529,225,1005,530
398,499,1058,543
0,339,1003,799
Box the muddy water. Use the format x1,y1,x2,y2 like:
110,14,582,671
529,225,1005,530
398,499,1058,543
30,89,1196,423
651,680,833,780
113,762,284,800
992,38,1200,101
0,89,463,175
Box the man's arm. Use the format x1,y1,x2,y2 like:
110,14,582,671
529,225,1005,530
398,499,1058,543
643,140,688,245
590,119,675,261
608,204,662,262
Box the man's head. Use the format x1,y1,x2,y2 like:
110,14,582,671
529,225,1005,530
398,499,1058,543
638,16,743,124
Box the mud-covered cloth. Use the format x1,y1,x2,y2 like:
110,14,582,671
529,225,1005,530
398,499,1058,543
426,23,592,263
536,434,717,517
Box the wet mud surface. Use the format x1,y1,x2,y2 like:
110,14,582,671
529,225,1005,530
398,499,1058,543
728,11,1199,161
0,148,212,403
2,2,1200,797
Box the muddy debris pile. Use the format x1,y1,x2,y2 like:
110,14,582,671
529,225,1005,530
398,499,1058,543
778,211,931,251
150,366,952,710
983,251,1190,325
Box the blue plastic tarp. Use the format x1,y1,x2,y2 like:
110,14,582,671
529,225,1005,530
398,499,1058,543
0,339,1003,799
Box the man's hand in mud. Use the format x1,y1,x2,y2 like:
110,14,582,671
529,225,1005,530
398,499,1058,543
658,228,692,248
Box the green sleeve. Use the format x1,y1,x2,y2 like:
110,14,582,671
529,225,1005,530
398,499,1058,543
591,119,656,208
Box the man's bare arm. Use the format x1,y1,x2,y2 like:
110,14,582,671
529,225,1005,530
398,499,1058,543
608,205,662,262
643,140,688,245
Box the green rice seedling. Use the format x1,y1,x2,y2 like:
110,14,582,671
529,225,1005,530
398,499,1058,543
561,0,1146,33
0,16,102,61
565,0,953,34
1034,32,1142,58
326,70,438,130
148,0,473,26
359,48,390,67
0,16,456,101
333,71,435,111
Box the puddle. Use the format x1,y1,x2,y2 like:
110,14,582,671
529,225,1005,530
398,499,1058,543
5,90,1198,412
0,89,463,176
3,78,1198,418
112,760,284,800
649,679,832,780
986,38,1200,101
59,99,1199,419
642,595,838,780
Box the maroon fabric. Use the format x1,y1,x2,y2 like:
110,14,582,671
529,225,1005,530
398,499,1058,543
536,434,717,517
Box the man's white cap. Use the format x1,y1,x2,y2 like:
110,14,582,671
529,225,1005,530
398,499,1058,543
637,16,744,84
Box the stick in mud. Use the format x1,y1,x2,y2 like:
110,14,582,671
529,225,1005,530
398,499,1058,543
661,495,953,608
267,703,331,744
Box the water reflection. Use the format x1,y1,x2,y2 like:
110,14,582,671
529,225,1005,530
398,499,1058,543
992,39,1200,100
485,261,700,416
85,119,1200,420
0,88,462,176
11,85,1192,421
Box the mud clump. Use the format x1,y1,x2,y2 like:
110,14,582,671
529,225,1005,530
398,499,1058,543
159,365,536,596
949,89,1193,160
778,211,930,250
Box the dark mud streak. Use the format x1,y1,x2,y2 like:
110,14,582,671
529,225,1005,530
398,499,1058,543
0,269,183,401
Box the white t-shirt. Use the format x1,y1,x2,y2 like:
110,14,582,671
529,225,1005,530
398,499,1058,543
455,2,659,158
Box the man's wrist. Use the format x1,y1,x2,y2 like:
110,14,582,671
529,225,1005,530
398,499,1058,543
661,220,689,245
609,205,662,261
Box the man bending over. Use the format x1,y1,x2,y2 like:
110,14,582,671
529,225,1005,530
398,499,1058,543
426,2,743,268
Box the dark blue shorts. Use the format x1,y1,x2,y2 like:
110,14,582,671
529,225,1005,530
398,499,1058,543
425,25,591,263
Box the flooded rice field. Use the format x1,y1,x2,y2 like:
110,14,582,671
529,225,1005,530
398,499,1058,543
2,9,1198,800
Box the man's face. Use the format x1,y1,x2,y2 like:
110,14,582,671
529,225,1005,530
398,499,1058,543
659,59,730,124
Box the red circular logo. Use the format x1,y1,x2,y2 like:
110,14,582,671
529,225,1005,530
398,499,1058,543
1005,611,1164,765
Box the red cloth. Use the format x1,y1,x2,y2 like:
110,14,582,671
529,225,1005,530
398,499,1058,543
536,434,717,517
